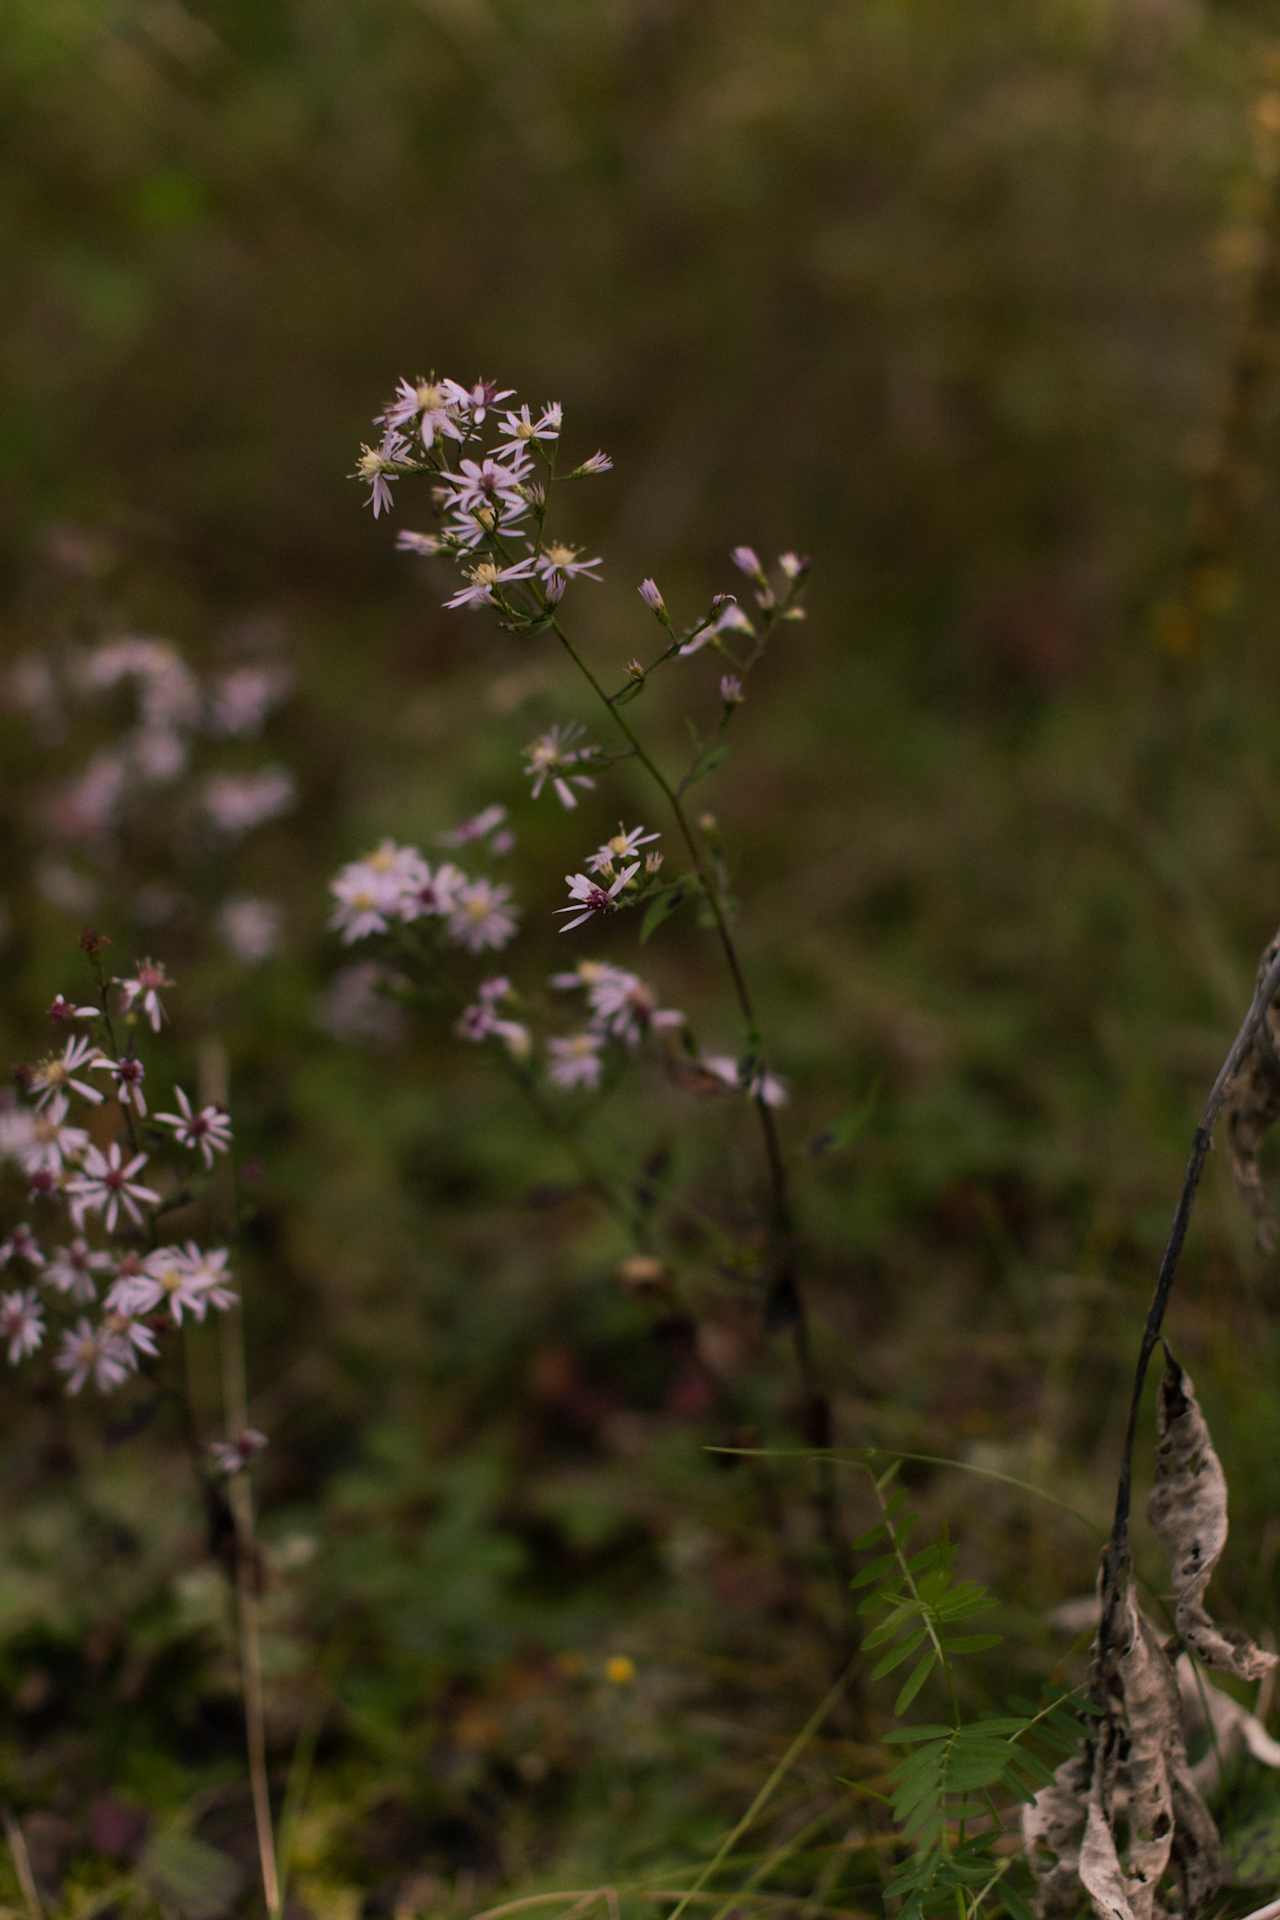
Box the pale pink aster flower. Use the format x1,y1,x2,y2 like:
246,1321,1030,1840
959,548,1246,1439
93,1053,147,1117
496,402,561,451
110,1244,208,1323
442,377,515,424
586,969,685,1047
556,864,639,932
45,1237,112,1303
66,1142,160,1233
569,451,612,476
29,1035,106,1108
548,1032,605,1091
48,994,99,1024
395,856,466,922
46,753,126,841
353,430,411,518
638,579,666,614
720,674,744,705
217,897,282,963
56,1319,131,1395
381,376,466,449
586,824,660,875
444,556,537,611
209,1428,268,1476
101,1308,159,1365
395,530,444,556
700,1054,789,1108
329,861,402,943
211,664,293,737
548,959,615,992
20,1094,89,1176
154,1086,233,1170
439,803,508,848
455,1002,531,1060
716,602,754,636
447,879,520,953
1,1289,44,1364
0,1224,45,1270
178,1243,236,1314
478,976,513,1003
439,454,530,517
730,546,765,580
536,544,604,593
114,958,174,1034
523,723,598,809
778,551,810,580
203,767,296,834
0,1101,37,1164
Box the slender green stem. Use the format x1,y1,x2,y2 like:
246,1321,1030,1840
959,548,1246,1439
549,614,849,1603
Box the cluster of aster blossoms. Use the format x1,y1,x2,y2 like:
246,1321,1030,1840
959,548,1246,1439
8,631,293,960
329,839,519,953
353,374,610,623
0,958,239,1403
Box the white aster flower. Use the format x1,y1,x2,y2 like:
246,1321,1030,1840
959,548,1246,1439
447,879,520,953
217,897,282,963
154,1086,233,1170
202,768,296,835
353,430,411,518
1,1289,45,1364
444,556,537,611
45,1237,112,1303
556,864,639,932
439,454,530,517
177,1243,237,1314
569,451,612,476
66,1142,160,1233
548,1032,605,1091
586,824,660,875
395,530,444,556
55,1318,132,1395
113,958,174,1033
381,376,466,449
48,994,99,1024
0,1224,45,1271
523,722,598,809
20,1094,89,1176
439,804,509,849
497,402,561,451
93,1053,147,1117
28,1035,107,1108
329,860,402,944
586,968,685,1047
442,377,515,424
395,855,466,922
536,544,604,594
101,1308,159,1365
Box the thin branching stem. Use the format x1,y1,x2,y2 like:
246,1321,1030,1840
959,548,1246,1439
1108,942,1280,1565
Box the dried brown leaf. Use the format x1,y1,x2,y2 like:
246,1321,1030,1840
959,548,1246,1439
1148,1353,1278,1684
1023,1749,1090,1919
1079,1756,1142,1920
1178,1656,1280,1794
1227,924,1280,1253
1097,1577,1177,1920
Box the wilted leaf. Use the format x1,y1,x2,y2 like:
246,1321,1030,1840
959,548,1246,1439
1023,1749,1090,1918
1148,1354,1278,1684
1079,1758,1140,1920
1226,923,1280,1252
1178,1655,1280,1795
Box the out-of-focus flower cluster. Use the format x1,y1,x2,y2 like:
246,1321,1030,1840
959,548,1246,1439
1,956,238,1397
5,631,295,961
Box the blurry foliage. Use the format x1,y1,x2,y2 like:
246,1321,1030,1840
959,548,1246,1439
4,0,1280,1915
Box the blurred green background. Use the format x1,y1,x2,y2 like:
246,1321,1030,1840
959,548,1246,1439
5,2,1280,1915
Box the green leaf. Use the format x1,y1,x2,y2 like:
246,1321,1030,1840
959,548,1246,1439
850,1551,901,1590
883,1724,954,1744
678,740,730,795
640,882,691,944
863,1598,923,1649
940,1631,1003,1655
895,1648,938,1714
870,1624,931,1681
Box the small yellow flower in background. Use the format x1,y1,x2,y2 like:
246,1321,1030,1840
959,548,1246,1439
604,1655,636,1687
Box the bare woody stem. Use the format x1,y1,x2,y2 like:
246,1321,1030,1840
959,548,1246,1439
550,616,851,1598
1108,942,1280,1567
